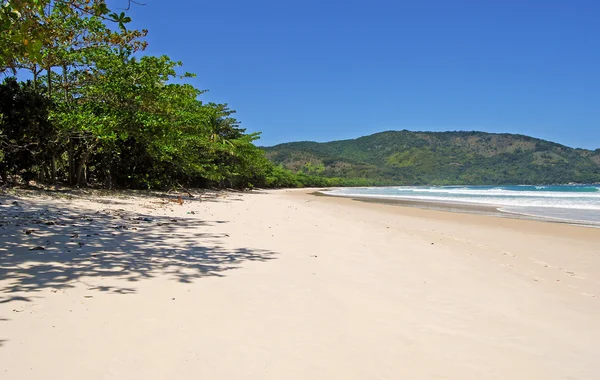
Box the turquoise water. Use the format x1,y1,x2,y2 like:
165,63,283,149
324,185,600,226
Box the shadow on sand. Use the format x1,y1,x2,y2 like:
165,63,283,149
0,195,277,304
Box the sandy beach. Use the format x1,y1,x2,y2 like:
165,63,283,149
1,188,599,379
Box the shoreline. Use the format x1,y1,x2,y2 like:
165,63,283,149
315,190,600,228
293,188,600,243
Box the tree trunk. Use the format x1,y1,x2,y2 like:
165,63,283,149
0,165,7,185
62,64,68,103
51,157,56,183
44,165,51,184
47,66,52,98
76,148,94,187
105,168,113,189
33,64,38,91
68,140,74,185
38,165,46,183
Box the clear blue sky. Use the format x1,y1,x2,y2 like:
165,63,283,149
125,0,599,149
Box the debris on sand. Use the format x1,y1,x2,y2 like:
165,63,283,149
168,196,184,206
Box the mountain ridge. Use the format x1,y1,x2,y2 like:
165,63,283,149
264,130,597,150
262,130,600,185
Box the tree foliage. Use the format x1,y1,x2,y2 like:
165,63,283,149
0,1,313,189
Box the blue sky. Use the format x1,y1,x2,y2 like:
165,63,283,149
125,0,599,149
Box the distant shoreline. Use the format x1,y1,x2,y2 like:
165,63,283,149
315,190,600,228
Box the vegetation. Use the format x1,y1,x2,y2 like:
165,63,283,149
0,0,326,189
3,3,597,189
263,130,600,185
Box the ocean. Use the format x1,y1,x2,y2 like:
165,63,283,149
323,185,600,226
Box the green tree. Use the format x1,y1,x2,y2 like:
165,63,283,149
0,0,137,73
0,78,55,183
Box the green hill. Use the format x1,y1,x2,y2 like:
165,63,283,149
262,130,600,185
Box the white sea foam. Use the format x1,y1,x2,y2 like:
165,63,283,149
323,185,600,224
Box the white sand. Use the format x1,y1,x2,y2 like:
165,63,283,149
1,188,599,379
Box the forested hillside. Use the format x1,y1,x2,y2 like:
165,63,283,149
264,130,600,185
0,0,318,189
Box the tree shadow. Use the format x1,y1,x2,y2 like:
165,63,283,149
1,186,247,206
0,196,277,304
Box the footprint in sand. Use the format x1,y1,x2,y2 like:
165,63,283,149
532,259,551,268
559,269,584,280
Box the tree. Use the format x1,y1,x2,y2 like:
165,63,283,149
0,0,138,74
0,78,55,183
0,0,308,190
